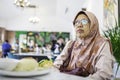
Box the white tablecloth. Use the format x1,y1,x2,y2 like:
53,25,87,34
0,68,88,80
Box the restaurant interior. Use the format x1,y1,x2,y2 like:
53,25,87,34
0,0,120,79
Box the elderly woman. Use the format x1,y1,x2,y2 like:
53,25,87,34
53,11,115,80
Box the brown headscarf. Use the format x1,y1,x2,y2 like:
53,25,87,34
67,11,112,75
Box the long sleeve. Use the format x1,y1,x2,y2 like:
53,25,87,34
88,41,116,80
53,41,72,68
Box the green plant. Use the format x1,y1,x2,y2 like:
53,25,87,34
103,23,120,78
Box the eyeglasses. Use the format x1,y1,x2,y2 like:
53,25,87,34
74,19,89,26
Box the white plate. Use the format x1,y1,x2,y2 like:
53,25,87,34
0,69,50,77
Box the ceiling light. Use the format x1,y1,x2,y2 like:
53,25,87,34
14,0,30,7
29,7,40,24
29,16,40,24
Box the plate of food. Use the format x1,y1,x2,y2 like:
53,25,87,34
0,58,53,77
0,69,50,77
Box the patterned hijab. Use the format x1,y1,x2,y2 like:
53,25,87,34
68,11,112,75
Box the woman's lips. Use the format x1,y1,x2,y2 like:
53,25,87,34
77,29,84,33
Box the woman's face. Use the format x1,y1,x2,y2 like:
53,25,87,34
74,14,90,39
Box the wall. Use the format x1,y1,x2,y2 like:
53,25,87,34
1,0,118,40
56,0,104,38
0,27,6,57
6,31,15,47
5,16,72,32
0,20,7,28
0,27,6,42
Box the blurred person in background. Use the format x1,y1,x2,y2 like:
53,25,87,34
51,40,57,53
35,44,42,54
14,39,19,53
53,37,65,54
50,32,57,41
42,43,52,54
57,36,65,52
2,40,11,58
54,11,115,80
28,39,35,52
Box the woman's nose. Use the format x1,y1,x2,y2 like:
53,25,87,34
77,23,83,28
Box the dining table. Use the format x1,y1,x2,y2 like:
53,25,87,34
0,68,89,80
13,52,51,61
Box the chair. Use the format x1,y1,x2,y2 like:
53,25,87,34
112,63,120,80
7,52,20,59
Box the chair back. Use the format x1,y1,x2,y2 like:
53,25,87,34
7,52,20,59
112,62,120,80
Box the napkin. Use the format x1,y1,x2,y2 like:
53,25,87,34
0,58,19,71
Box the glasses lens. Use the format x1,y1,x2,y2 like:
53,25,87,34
74,21,79,26
75,19,89,26
81,19,88,25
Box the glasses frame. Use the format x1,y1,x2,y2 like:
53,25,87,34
74,19,89,26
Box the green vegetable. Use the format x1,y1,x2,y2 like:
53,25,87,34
38,59,53,68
